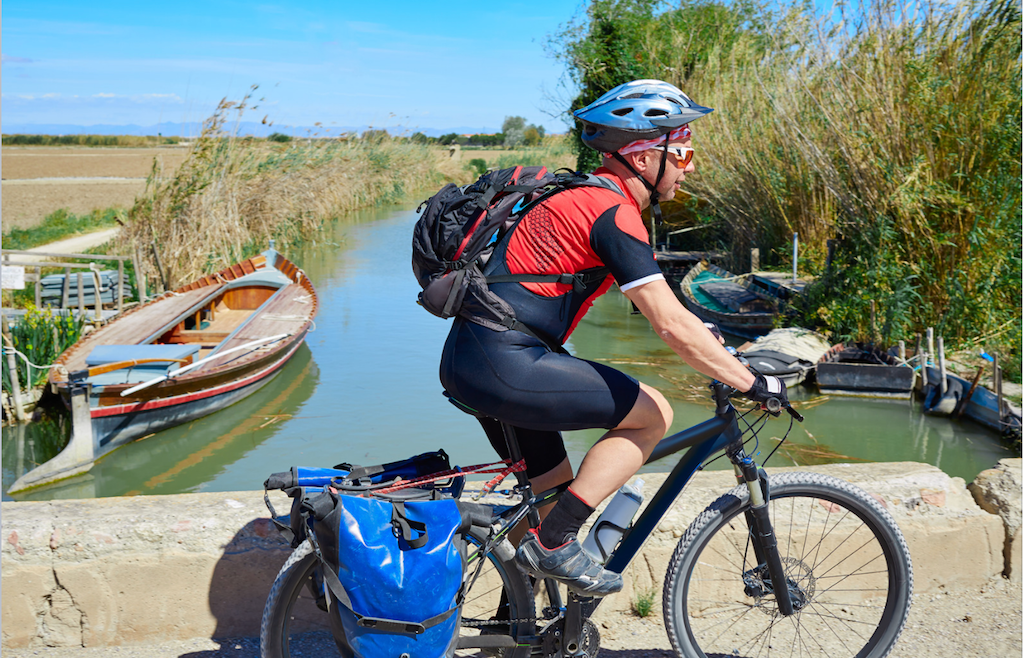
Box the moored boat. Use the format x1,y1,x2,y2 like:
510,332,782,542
816,343,915,398
8,244,318,493
737,327,832,387
677,262,779,339
919,367,1023,438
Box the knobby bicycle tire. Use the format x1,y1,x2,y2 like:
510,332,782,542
260,528,535,658
663,472,913,658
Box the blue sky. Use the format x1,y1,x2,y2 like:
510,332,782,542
2,0,588,134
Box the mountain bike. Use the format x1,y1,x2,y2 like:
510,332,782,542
261,381,913,658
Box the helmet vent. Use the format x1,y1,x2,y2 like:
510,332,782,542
620,93,644,99
643,108,669,117
666,97,684,106
611,108,633,116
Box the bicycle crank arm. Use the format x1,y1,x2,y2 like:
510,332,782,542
563,593,584,654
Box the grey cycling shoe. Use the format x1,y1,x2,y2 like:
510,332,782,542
514,530,623,597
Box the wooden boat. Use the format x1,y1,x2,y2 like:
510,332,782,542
919,367,1023,438
677,262,779,339
816,343,915,398
737,328,832,387
8,245,317,493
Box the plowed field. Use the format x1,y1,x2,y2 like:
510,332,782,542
2,147,189,230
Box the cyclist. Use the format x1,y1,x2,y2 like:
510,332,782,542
439,79,787,596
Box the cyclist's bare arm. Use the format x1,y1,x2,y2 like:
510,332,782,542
623,278,756,392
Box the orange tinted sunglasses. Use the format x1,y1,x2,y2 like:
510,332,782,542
655,146,694,168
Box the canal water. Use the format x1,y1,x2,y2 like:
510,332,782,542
2,201,1014,500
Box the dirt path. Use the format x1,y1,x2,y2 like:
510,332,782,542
10,228,121,262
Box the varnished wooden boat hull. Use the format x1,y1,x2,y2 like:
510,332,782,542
9,247,317,493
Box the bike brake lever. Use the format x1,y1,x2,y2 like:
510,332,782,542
765,397,804,422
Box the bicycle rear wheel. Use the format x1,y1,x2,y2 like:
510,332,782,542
664,472,913,658
260,529,534,658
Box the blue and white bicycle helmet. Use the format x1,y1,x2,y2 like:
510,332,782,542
574,79,713,153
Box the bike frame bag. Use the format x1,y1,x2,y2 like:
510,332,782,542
305,490,467,658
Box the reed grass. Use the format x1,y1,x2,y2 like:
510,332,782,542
555,0,1020,363
120,89,471,288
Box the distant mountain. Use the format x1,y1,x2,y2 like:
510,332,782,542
1,121,500,138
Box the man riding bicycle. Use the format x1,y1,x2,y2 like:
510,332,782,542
440,79,787,596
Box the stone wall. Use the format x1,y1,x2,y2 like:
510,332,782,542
2,460,1019,649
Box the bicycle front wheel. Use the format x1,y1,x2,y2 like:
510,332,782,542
260,528,535,658
664,472,913,658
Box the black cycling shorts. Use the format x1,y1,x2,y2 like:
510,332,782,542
439,319,641,478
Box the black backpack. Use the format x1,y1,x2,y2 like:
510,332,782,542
411,165,623,348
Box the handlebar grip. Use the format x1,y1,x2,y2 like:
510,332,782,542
787,406,805,422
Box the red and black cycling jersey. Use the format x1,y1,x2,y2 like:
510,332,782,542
484,168,664,345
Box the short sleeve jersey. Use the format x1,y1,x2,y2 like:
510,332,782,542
492,168,664,343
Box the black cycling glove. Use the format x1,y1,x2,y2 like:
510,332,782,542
744,372,789,410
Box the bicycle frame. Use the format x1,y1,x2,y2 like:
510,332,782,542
487,381,795,652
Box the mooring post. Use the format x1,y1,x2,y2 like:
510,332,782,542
152,241,169,293
937,337,948,396
132,246,148,303
926,328,935,367
898,340,906,362
34,266,41,307
750,248,760,272
791,233,798,284
826,239,837,273
994,354,1004,419
77,273,85,315
61,267,71,308
117,260,124,314
870,300,877,343
91,268,103,322
1,317,27,423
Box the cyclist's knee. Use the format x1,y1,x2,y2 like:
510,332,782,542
644,385,673,437
622,383,673,440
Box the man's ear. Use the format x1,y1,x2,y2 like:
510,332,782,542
625,150,650,174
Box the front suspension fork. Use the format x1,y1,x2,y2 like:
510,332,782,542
735,459,795,616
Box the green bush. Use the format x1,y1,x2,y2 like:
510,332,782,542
1,306,85,392
467,158,488,176
267,132,291,143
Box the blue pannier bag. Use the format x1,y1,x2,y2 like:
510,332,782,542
302,489,467,658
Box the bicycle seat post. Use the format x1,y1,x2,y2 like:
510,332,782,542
499,421,541,526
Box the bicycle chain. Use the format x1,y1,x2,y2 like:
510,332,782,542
462,617,539,627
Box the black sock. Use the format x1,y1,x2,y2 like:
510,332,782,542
537,488,595,549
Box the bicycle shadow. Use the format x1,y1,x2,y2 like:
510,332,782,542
176,517,292,658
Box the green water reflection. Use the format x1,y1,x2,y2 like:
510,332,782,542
2,202,1014,500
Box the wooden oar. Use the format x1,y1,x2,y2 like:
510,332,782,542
120,333,291,397
68,358,190,382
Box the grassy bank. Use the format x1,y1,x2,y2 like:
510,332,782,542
120,95,474,288
1,208,122,251
555,0,1021,375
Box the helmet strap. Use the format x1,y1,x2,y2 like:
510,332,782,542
612,134,671,242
